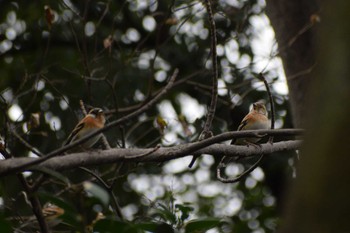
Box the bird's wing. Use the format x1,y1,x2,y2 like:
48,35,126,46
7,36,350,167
230,113,250,144
237,118,248,131
64,121,85,145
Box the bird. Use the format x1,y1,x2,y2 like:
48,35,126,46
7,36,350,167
14,203,65,230
221,102,269,165
231,102,269,145
189,102,269,168
64,108,106,149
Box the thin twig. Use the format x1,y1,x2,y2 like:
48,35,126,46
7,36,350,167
275,13,320,57
108,162,124,192
286,62,317,80
104,78,123,150
106,69,208,116
217,153,265,183
190,0,218,167
101,135,111,149
124,145,161,160
258,73,275,136
11,127,44,157
79,100,87,115
200,0,218,137
79,167,123,220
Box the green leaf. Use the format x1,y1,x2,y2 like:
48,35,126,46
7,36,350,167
175,203,194,222
185,218,222,233
152,203,177,224
83,181,109,207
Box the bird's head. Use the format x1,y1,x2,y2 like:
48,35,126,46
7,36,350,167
252,102,268,116
88,108,106,124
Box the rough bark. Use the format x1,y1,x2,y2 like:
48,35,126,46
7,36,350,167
266,0,318,128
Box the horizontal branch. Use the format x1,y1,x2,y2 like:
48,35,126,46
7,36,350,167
0,129,303,176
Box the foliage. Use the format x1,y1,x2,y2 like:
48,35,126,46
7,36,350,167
0,0,294,232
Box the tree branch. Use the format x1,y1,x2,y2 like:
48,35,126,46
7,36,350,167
0,129,303,176
191,0,219,168
200,0,218,139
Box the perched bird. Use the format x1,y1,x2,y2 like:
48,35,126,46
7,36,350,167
231,102,269,145
189,102,269,168
221,102,269,165
13,203,65,230
64,108,106,149
41,203,65,224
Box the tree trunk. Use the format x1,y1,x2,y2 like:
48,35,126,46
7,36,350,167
266,0,318,128
268,1,350,232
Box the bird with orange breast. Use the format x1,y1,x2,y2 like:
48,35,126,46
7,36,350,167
221,102,269,165
64,108,106,149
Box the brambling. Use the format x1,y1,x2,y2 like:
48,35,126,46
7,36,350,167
64,108,106,149
41,202,65,223
231,102,269,145
189,102,269,168
221,102,269,165
16,203,64,229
